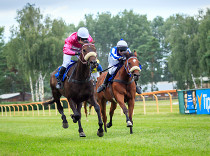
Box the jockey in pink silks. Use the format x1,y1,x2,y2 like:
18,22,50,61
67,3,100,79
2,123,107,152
56,27,93,89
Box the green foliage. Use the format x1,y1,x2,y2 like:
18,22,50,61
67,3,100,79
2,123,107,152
165,14,200,89
2,3,67,95
198,8,210,76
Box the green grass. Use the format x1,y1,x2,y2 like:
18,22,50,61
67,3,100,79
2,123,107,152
0,100,209,156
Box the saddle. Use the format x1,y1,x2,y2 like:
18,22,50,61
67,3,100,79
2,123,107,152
55,61,77,81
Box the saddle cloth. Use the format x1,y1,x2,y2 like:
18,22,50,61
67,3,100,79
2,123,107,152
55,60,76,81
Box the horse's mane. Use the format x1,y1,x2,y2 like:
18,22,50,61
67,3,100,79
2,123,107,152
124,52,136,59
83,40,89,43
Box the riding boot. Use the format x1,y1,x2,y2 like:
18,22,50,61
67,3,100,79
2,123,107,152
56,66,66,89
97,73,112,93
135,81,142,94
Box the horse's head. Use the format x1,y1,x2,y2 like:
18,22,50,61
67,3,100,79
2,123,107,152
79,40,97,68
124,51,141,81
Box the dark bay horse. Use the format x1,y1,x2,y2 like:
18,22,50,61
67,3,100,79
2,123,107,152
95,51,141,134
44,41,104,137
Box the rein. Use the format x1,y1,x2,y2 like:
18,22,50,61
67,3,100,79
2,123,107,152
112,56,139,85
101,63,121,73
78,43,96,65
67,43,96,84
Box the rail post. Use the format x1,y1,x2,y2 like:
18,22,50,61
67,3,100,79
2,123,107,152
12,105,15,116
42,104,45,116
4,106,7,116
152,94,159,114
140,95,146,114
36,104,39,116
167,92,173,112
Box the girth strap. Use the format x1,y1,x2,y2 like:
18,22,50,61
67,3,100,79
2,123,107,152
69,77,92,84
67,63,92,84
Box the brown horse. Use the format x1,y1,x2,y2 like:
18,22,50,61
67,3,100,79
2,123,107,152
95,51,141,134
44,41,104,137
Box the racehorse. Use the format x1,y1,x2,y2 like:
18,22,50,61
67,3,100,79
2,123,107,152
43,41,104,137
95,51,141,134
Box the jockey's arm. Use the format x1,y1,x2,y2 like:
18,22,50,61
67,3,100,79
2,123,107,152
110,48,121,61
63,37,81,55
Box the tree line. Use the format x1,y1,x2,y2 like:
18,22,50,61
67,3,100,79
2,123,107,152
0,3,209,101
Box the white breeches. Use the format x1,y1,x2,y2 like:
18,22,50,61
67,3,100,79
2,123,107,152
108,55,119,75
91,72,100,81
62,54,74,68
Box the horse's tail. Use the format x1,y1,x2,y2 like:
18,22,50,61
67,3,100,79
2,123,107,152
42,98,56,106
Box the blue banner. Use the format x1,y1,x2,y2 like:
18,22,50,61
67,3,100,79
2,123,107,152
196,89,210,114
186,91,196,113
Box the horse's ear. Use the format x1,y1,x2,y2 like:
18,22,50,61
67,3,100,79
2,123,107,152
134,50,137,57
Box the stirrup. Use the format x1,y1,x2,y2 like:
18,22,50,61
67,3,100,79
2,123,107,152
97,84,106,93
136,86,142,94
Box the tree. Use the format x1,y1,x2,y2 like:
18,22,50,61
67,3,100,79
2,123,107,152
198,8,210,76
4,3,67,101
166,14,200,89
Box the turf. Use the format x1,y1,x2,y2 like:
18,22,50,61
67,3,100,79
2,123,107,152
0,100,209,156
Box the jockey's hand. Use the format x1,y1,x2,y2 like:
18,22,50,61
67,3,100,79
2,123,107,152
119,55,126,62
75,51,81,55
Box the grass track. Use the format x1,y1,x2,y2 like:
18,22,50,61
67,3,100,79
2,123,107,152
0,100,209,156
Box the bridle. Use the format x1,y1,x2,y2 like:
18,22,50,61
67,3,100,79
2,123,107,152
112,56,141,85
78,43,97,65
68,43,97,84
124,56,141,77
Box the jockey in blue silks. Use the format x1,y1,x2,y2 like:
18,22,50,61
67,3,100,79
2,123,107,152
97,39,142,94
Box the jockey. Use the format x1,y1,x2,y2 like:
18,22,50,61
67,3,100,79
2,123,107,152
91,59,103,83
97,39,142,94
56,27,93,89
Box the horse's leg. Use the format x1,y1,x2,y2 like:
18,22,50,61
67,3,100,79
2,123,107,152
68,98,80,123
99,98,107,132
116,94,133,127
77,102,86,137
83,101,88,120
88,96,104,137
52,89,68,128
107,101,117,128
56,99,69,128
128,98,135,134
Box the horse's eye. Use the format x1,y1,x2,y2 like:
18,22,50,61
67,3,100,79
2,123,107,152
128,62,131,65
83,49,86,53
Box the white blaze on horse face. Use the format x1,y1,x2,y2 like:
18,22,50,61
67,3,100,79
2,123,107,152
133,59,136,63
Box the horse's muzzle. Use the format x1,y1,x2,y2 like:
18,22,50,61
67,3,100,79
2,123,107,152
133,74,140,81
90,60,98,69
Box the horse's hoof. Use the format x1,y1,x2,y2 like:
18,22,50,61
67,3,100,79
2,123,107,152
130,127,133,134
79,132,86,137
107,122,112,128
73,118,77,123
127,121,133,127
104,127,107,133
62,122,69,129
97,130,104,137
